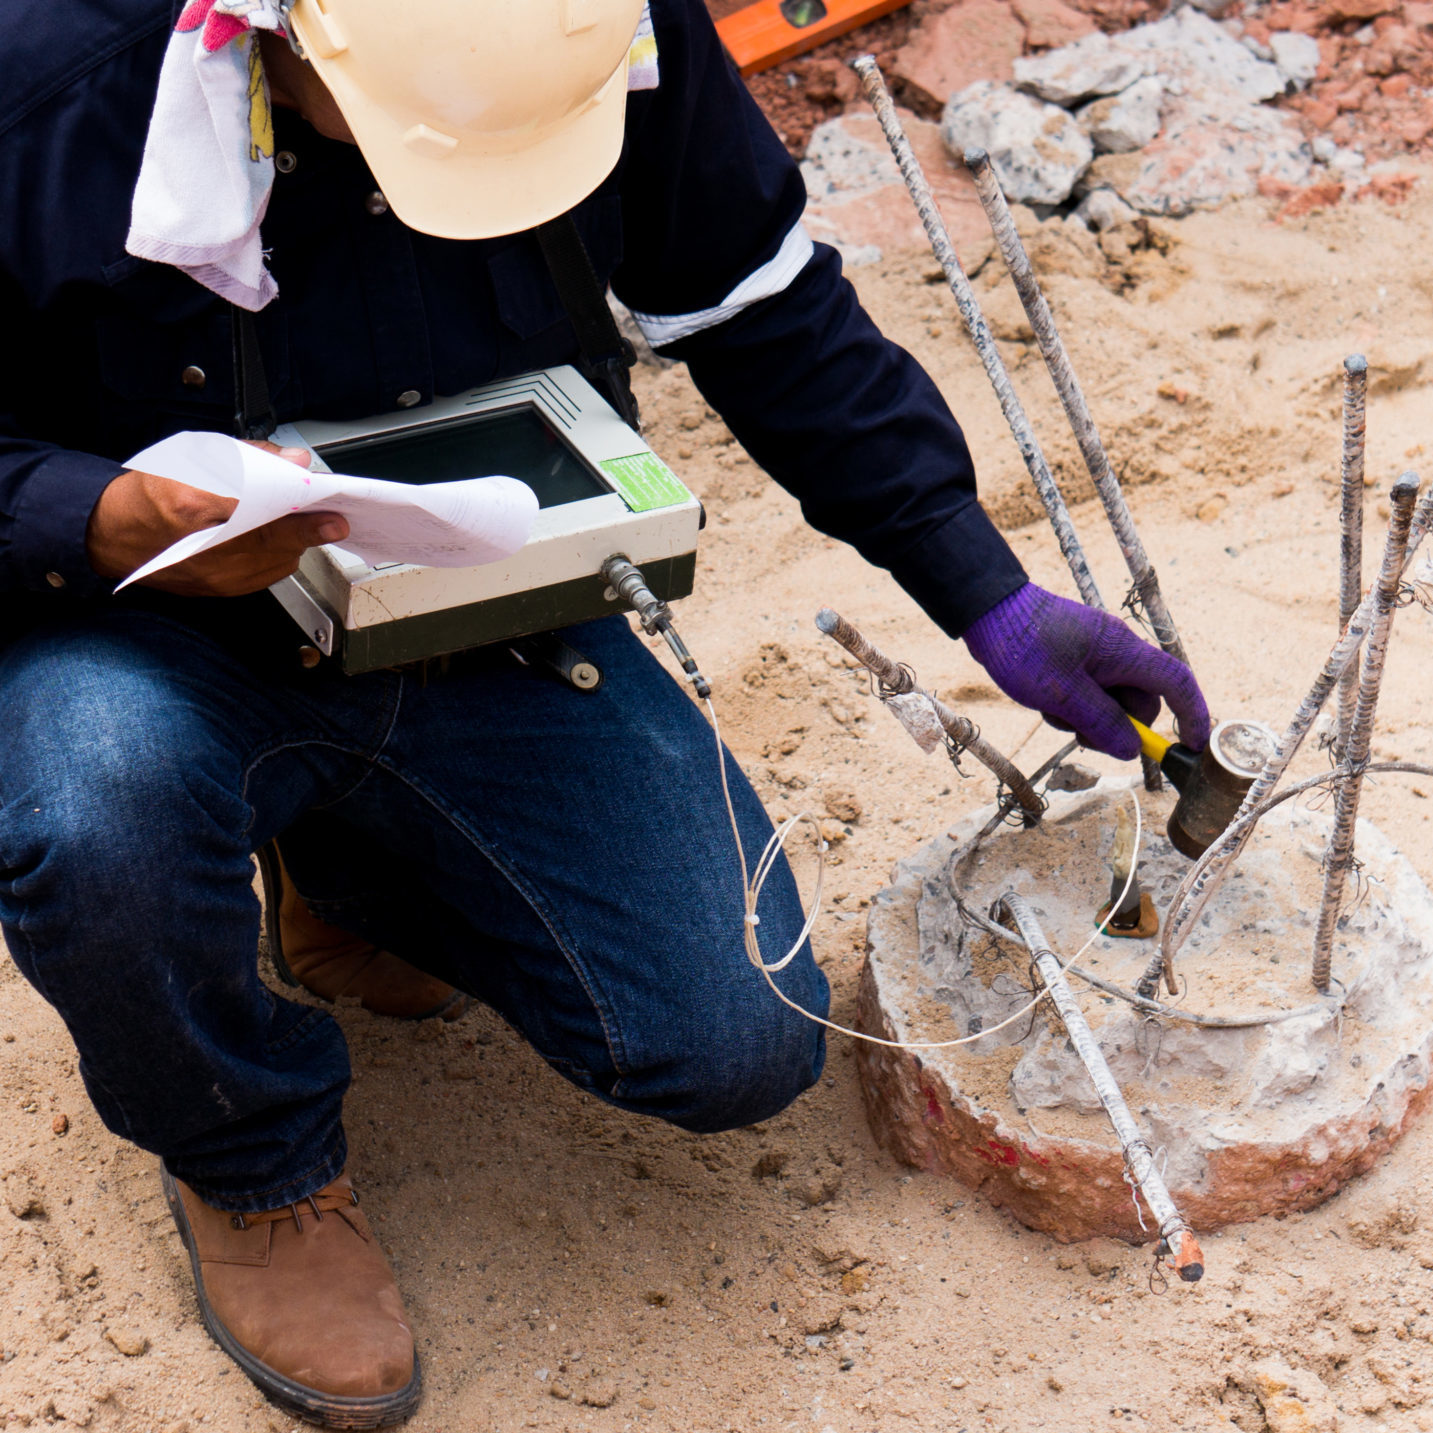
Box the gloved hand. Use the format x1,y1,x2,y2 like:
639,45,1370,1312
963,583,1210,761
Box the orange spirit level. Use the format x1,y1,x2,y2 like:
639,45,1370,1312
715,0,914,77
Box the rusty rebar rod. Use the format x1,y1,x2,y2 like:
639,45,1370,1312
1310,472,1420,992
850,57,1104,614
1161,482,1433,974
1335,355,1367,762
963,147,1192,676
816,607,1046,820
994,892,1204,1281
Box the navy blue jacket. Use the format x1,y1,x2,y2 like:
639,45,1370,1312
0,0,1026,642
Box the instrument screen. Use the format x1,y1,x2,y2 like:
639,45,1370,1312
319,405,611,510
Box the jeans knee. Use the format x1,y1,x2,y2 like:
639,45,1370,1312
625,958,830,1134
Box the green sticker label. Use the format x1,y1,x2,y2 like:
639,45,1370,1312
600,452,690,512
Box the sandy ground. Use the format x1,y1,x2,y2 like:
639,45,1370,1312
4,168,1433,1433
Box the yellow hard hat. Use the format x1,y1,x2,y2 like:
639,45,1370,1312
282,0,645,239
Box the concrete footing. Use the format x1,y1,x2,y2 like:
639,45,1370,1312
856,777,1433,1242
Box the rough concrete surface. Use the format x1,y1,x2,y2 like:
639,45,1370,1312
859,779,1433,1242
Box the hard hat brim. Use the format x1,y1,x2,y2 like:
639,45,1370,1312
292,19,631,240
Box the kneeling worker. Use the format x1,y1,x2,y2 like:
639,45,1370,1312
0,0,1208,1423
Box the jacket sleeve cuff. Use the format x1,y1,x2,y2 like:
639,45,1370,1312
10,450,126,598
887,501,1029,641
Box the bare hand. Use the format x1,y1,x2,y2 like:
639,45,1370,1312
86,441,350,598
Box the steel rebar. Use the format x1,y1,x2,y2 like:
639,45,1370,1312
1335,355,1368,761
963,148,1192,675
994,892,1204,1280
816,608,1046,819
1160,484,1433,975
851,57,1104,614
1310,472,1420,991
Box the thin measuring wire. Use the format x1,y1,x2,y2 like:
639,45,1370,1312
705,697,1142,1051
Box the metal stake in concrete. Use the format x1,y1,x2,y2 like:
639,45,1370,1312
850,56,1104,614
816,607,1046,821
994,892,1204,1281
963,148,1192,676
1311,473,1421,992
1335,355,1368,762
1161,483,1433,975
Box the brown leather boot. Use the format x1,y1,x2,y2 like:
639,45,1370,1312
162,1167,421,1428
258,843,468,1022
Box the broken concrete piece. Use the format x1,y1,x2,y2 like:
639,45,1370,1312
1115,10,1285,104
942,82,1093,205
1014,32,1145,107
1010,0,1097,51
1270,31,1322,91
1077,76,1164,154
892,0,1026,112
857,778,1433,1242
1099,104,1313,215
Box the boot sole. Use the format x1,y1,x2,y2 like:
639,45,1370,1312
162,1167,423,1429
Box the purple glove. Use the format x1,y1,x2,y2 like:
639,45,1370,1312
964,583,1210,761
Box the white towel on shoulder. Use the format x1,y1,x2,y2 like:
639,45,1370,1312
126,1,286,312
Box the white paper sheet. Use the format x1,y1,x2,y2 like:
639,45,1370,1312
116,431,539,590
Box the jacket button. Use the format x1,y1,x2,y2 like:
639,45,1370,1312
181,365,207,389
365,190,389,216
275,150,297,174
396,390,422,408
45,571,66,589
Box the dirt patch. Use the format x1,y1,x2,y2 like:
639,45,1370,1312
3,103,1433,1433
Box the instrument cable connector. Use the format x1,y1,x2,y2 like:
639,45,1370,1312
601,555,711,699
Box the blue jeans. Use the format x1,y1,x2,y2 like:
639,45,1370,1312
0,607,827,1212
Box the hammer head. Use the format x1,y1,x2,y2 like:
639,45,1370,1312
1166,720,1278,859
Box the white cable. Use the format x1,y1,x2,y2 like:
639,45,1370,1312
705,696,1143,1051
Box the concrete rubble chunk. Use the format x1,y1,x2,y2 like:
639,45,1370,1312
1077,75,1164,154
1270,31,1322,90
1013,32,1145,107
892,0,1026,112
857,780,1433,1242
1010,0,1097,51
1100,105,1313,216
941,82,1093,206
1114,9,1285,103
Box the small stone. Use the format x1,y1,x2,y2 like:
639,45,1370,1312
1074,189,1138,233
578,1377,618,1408
643,1290,670,1307
1197,496,1228,523
105,1326,149,1357
943,83,1093,206
840,1266,870,1295
549,1382,572,1401
411,1017,445,1043
51,1114,69,1136
638,1396,658,1411
1077,76,1164,155
951,1375,969,1389
823,790,863,823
